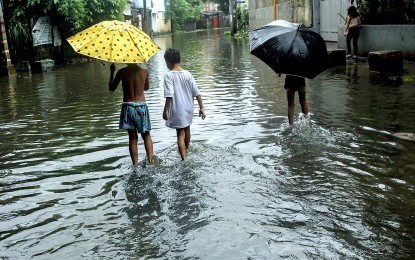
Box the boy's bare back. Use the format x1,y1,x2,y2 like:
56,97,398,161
109,64,149,102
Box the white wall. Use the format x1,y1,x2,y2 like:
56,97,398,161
152,0,165,12
150,0,171,34
319,0,350,41
152,12,171,34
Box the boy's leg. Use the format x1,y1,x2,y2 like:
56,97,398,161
141,131,153,164
287,90,295,126
298,91,308,116
127,129,139,165
176,128,187,160
184,126,191,149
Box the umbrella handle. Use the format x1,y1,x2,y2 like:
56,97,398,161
100,61,105,66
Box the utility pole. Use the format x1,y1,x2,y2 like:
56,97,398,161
274,0,277,20
142,0,147,33
0,0,15,76
229,0,237,36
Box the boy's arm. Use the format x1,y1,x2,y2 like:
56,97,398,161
196,95,206,120
163,97,172,120
109,63,122,91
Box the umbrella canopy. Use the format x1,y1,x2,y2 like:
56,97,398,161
249,20,331,79
67,20,160,63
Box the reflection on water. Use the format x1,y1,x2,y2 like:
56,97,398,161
1,29,415,258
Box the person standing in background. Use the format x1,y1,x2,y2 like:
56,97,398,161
344,5,362,59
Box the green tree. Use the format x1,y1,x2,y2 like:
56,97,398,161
237,5,249,31
3,0,127,62
84,0,128,25
350,0,415,24
165,0,202,31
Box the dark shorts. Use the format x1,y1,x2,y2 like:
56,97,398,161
119,101,151,133
284,75,306,92
347,27,360,40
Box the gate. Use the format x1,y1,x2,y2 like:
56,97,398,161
320,0,350,41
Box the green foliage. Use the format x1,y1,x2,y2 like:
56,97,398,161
3,0,127,61
84,0,127,25
237,5,249,32
54,0,87,29
188,0,203,6
351,0,415,24
224,5,249,38
4,5,33,61
165,0,202,31
224,30,247,39
6,6,31,45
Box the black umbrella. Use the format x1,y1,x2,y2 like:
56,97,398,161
249,20,332,79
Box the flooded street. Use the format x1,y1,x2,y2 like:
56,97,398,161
1,29,415,258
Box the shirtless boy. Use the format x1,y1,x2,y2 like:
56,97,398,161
109,63,153,165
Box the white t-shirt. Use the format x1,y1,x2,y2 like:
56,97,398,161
163,70,200,129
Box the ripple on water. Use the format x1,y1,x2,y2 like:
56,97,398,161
1,30,415,258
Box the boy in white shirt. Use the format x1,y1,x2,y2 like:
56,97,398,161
162,48,206,160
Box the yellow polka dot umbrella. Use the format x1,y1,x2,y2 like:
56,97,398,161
67,20,160,63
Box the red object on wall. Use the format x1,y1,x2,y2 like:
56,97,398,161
213,15,219,28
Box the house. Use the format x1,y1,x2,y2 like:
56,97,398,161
248,1,415,59
130,0,151,31
248,0,350,41
124,0,171,35
151,0,171,34
203,1,227,29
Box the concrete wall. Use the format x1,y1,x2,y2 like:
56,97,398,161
338,25,415,59
293,0,312,26
277,0,292,22
250,0,273,8
248,0,274,30
249,0,312,30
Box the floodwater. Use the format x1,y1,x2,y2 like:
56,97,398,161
1,29,415,259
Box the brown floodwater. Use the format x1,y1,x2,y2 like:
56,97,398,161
0,28,415,258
